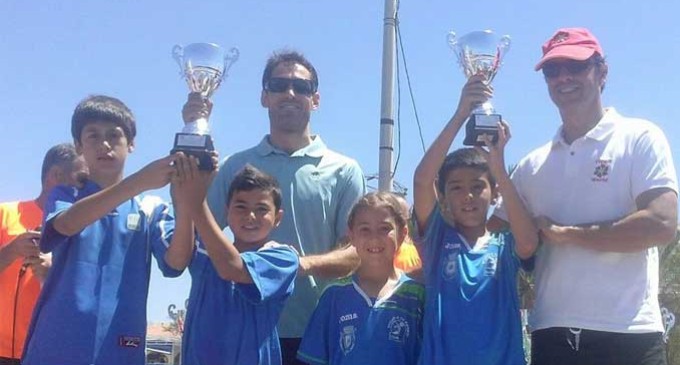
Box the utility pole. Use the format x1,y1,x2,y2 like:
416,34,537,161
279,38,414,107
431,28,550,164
378,0,397,192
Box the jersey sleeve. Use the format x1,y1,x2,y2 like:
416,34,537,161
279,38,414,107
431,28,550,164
40,185,78,253
148,201,184,278
297,288,334,365
236,244,299,304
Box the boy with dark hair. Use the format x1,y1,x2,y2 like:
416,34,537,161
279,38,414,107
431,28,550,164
22,95,184,365
413,75,539,364
168,160,299,365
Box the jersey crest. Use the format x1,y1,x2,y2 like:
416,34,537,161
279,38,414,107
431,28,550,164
340,325,357,355
387,316,410,343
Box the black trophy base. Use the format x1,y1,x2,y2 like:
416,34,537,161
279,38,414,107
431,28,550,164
171,132,216,171
463,112,501,147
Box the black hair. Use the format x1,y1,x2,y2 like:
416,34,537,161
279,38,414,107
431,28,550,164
436,148,496,195
40,143,80,185
226,164,282,210
262,50,318,93
71,95,136,143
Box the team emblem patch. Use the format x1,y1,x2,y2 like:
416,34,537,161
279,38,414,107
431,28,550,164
552,31,569,44
127,213,141,231
442,252,458,281
340,325,356,355
592,159,611,182
387,316,410,343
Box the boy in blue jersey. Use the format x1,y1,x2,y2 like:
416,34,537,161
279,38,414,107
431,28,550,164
22,95,186,365
412,75,539,365
297,192,425,365
168,159,299,365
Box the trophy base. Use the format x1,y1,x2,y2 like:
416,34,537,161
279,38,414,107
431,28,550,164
463,113,501,146
171,133,216,171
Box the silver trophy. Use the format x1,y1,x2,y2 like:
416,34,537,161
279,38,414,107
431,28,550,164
448,30,511,146
171,43,239,169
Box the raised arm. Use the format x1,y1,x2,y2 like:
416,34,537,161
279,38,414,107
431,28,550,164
413,74,492,232
479,122,539,259
53,154,178,236
163,160,198,271
176,154,253,284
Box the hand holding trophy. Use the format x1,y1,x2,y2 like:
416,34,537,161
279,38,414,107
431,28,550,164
448,30,510,146
171,43,239,170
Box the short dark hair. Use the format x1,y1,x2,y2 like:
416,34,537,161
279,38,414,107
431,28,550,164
591,53,607,92
261,50,319,93
71,95,136,144
40,143,79,185
227,165,282,210
347,192,408,231
437,148,496,195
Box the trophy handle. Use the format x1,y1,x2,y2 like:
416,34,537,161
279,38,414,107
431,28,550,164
446,31,458,50
223,47,240,78
172,45,185,74
499,35,512,54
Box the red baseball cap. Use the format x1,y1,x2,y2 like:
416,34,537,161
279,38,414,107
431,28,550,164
535,28,604,71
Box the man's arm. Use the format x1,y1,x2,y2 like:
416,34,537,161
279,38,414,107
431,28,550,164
0,231,40,273
53,154,178,236
298,239,359,278
538,187,677,252
413,74,492,232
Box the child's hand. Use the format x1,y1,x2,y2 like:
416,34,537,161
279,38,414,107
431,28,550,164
172,153,217,210
133,154,180,191
454,74,494,121
182,92,213,124
476,120,511,180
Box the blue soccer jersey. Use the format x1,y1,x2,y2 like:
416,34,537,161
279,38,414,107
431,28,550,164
297,273,424,365
22,181,182,365
417,208,526,365
182,239,298,365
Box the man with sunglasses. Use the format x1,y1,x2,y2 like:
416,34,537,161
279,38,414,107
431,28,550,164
184,50,365,365
491,28,677,364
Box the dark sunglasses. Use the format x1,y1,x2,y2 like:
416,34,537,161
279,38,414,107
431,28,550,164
265,77,316,95
542,59,596,78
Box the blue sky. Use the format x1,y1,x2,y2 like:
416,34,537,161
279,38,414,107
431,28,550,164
2,0,678,322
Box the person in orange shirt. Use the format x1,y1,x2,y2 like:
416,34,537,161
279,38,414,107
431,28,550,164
393,194,422,275
0,143,87,365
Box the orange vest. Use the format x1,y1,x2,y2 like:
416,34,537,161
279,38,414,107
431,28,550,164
0,200,42,359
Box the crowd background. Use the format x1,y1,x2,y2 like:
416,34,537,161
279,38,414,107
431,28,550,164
1,0,679,357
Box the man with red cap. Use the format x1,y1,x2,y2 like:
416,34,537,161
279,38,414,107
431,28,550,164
491,27,677,364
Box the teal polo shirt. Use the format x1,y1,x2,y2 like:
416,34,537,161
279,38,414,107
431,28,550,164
207,135,366,338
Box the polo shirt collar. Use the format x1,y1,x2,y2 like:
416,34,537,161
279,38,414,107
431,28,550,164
254,134,327,158
551,107,618,148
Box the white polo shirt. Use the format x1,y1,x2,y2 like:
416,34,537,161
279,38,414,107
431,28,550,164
495,108,677,333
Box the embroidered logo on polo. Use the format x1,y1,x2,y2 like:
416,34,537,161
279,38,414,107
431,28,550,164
387,316,410,343
340,325,357,355
592,159,611,182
